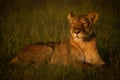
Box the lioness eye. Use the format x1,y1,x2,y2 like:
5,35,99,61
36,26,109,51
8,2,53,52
82,23,88,28
71,23,75,26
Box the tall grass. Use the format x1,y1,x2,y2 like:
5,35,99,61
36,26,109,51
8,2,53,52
0,0,120,80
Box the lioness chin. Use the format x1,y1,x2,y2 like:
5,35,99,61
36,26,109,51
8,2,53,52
10,12,105,68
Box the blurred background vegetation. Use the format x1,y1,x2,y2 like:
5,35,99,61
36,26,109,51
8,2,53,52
0,0,120,80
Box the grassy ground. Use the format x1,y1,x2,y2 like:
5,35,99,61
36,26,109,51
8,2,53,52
0,0,120,80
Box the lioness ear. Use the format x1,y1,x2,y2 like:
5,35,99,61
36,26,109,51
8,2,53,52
67,12,75,23
87,12,99,24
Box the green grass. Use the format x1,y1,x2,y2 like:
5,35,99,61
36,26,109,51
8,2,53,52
0,0,120,80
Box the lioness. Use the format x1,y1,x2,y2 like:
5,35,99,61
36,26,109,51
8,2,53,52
10,12,105,67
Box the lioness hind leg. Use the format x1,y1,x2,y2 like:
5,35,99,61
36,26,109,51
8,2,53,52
9,44,53,66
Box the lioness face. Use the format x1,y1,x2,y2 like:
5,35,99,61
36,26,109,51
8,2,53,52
68,12,98,41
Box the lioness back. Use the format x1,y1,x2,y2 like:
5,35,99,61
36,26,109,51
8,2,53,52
10,42,54,65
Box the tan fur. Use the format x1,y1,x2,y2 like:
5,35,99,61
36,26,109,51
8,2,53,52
10,12,105,67
50,12,105,67
10,43,53,66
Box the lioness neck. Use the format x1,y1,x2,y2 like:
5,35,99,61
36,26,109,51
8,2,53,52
70,36,82,49
70,35,96,50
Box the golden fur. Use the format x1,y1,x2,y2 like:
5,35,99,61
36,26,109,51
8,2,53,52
10,12,105,67
50,12,105,67
10,43,53,66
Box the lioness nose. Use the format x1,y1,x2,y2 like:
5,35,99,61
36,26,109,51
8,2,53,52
74,30,80,34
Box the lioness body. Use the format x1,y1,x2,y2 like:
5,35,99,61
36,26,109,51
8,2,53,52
10,43,53,65
50,40,85,67
10,12,105,67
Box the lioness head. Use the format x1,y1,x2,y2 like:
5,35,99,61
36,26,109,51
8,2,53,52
68,12,98,41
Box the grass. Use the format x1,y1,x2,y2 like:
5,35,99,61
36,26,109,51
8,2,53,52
0,0,120,80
